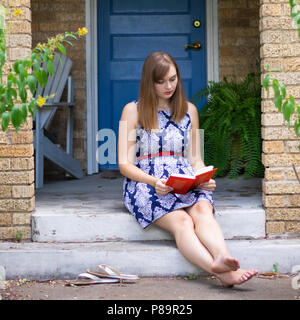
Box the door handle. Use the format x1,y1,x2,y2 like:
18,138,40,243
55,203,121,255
184,41,201,51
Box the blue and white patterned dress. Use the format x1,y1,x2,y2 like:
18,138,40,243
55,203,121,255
123,102,215,229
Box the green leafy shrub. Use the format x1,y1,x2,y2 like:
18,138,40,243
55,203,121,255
195,72,264,180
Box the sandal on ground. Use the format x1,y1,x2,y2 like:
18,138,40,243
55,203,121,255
65,272,120,286
87,264,140,281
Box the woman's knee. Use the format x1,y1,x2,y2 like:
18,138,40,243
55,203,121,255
188,201,214,220
155,210,194,234
170,213,195,237
175,211,194,230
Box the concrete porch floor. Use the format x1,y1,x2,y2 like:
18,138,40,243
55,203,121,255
36,173,264,217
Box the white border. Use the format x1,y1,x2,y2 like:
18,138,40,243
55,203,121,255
85,0,219,174
86,0,98,174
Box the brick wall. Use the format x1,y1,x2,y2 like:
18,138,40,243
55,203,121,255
219,0,260,80
0,0,34,241
31,0,87,177
260,0,300,235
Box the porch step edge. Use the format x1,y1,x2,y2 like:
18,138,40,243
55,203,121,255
1,238,299,280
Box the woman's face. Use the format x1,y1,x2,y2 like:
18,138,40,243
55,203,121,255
154,64,178,103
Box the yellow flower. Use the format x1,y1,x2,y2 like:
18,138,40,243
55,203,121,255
13,9,22,16
37,96,46,108
36,42,44,50
78,27,88,37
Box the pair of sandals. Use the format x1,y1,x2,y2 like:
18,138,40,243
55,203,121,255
66,264,139,286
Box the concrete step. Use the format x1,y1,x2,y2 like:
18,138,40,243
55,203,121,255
1,239,299,280
33,175,265,242
32,204,265,242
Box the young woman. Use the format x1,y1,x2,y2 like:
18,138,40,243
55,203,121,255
118,51,258,287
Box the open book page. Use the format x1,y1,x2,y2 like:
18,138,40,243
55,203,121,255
194,165,214,175
166,173,195,179
192,166,218,188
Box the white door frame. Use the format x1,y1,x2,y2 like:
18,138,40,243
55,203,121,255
85,0,219,174
85,0,98,174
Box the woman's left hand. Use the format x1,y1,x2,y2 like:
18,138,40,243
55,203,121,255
196,179,216,191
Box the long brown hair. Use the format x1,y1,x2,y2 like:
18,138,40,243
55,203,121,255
138,52,188,130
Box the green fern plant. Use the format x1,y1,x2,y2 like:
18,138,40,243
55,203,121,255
194,72,264,180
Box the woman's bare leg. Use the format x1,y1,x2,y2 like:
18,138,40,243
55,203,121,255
154,209,216,274
185,200,258,285
154,208,258,287
185,201,240,273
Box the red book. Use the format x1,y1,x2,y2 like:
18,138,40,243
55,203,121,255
165,166,218,194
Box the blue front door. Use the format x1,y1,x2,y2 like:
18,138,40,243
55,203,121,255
98,0,207,170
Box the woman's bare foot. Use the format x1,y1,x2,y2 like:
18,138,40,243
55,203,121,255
211,254,240,273
216,269,258,288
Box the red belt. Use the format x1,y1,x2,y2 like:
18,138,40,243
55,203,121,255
137,151,184,161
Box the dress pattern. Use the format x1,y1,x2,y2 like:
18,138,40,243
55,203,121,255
123,102,216,229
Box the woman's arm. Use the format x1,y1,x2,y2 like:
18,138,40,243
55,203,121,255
187,102,216,191
118,102,159,188
118,102,173,195
186,102,206,171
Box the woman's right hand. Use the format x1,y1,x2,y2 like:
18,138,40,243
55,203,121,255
154,179,173,196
